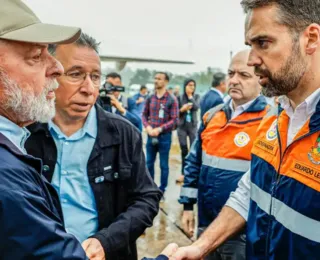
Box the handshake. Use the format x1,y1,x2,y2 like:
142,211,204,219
144,243,203,260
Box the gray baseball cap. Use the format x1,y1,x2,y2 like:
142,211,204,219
0,0,81,44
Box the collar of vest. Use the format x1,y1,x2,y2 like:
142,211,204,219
244,95,268,113
277,98,320,133
226,95,267,114
224,96,268,121
309,98,320,132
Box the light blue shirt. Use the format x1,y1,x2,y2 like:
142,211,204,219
48,106,98,243
0,115,30,154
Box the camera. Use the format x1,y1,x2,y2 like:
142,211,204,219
99,82,125,106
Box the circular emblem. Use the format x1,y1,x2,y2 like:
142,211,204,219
308,136,320,165
234,132,250,147
266,120,278,141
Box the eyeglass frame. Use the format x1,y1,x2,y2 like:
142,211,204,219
61,70,104,88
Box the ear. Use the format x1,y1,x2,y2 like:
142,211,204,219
304,23,320,55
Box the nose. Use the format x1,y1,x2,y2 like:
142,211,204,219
46,56,64,79
247,49,262,67
79,74,95,95
228,74,240,86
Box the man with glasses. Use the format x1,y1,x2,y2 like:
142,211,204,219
26,33,162,260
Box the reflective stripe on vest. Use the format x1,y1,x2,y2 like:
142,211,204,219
251,182,320,243
202,151,251,172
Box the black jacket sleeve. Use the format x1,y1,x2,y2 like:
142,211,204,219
190,94,200,111
92,133,162,257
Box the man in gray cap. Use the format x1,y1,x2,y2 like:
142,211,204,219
0,0,87,259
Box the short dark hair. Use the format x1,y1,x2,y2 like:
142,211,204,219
241,0,320,34
156,72,170,82
140,85,147,91
212,72,226,88
48,33,100,55
106,72,121,80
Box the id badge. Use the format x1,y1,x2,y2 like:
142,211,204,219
159,108,164,118
186,113,192,123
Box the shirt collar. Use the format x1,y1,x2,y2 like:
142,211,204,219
48,106,98,140
211,87,224,99
278,88,320,118
0,115,30,154
229,97,258,113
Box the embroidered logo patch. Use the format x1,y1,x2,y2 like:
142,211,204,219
234,132,250,147
266,120,278,141
308,136,320,165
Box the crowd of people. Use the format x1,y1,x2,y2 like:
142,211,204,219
1,0,320,260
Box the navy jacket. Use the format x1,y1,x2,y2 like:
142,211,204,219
0,133,86,259
200,89,224,118
26,105,161,260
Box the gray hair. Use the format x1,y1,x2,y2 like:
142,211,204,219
241,0,320,34
48,32,100,55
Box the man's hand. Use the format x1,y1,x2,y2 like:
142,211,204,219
150,128,161,137
82,238,105,260
170,245,203,260
181,211,195,238
136,97,145,104
146,126,154,136
160,243,179,257
108,94,126,114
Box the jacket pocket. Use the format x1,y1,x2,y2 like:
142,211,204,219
101,166,132,182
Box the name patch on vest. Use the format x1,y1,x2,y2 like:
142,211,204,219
255,138,277,155
292,161,320,184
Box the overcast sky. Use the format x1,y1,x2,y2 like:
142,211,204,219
24,0,247,73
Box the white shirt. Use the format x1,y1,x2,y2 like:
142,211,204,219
229,98,257,119
211,87,225,100
278,88,320,146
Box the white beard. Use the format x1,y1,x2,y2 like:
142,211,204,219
1,70,58,123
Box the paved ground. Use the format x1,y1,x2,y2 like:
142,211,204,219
137,133,197,258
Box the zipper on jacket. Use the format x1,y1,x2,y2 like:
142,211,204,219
229,117,264,125
264,123,320,259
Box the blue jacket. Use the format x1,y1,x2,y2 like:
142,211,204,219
200,89,224,118
128,93,148,118
247,100,320,259
0,133,86,259
179,97,268,227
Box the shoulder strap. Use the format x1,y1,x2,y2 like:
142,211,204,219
168,93,177,108
204,103,225,127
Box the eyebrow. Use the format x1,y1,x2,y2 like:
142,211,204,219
245,35,269,46
66,65,101,73
228,69,252,76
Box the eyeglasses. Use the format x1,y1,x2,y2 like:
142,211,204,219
62,70,103,87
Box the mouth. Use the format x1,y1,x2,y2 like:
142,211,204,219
258,76,269,86
229,88,241,94
72,102,91,111
46,90,55,100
